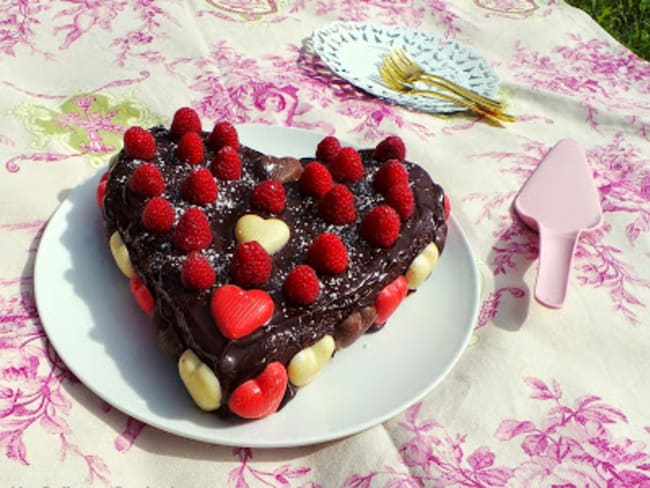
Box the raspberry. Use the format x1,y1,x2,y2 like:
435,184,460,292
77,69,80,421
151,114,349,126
230,241,272,288
123,126,156,160
318,184,356,225
182,168,218,205
142,196,175,233
282,264,320,305
128,163,165,197
181,252,216,290
210,146,241,180
251,180,286,214
170,107,202,137
443,194,451,221
330,147,364,183
176,132,205,165
299,162,333,198
360,205,401,248
208,121,239,151
384,183,415,220
315,136,341,164
307,233,348,275
373,135,406,162
96,171,109,208
372,159,409,194
173,207,213,253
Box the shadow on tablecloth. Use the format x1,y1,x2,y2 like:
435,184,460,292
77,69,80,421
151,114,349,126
483,209,535,332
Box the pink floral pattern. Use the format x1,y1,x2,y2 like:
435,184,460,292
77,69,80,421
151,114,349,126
288,0,462,35
498,378,650,487
0,288,110,483
0,220,115,481
476,287,526,330
1,0,649,485
53,0,126,51
113,417,145,452
52,0,181,67
347,402,515,487
229,448,318,487
0,1,52,58
474,0,539,17
200,0,287,22
344,378,650,487
509,34,650,134
175,40,437,141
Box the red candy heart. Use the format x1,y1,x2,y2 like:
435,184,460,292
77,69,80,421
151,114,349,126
228,362,288,419
443,194,451,221
129,274,155,315
211,285,274,340
374,275,408,325
96,171,109,208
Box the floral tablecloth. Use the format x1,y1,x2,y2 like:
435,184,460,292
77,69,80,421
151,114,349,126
2,1,650,486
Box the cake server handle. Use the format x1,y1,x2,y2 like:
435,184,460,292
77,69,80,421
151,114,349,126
534,226,580,309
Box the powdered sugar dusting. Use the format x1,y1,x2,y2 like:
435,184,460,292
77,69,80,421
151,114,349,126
103,126,446,413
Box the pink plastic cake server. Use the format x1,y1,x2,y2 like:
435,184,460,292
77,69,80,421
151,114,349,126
514,139,603,308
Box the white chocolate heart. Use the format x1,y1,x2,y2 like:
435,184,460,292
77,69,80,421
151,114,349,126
288,335,335,387
234,214,290,255
109,231,134,278
178,349,222,411
406,242,440,289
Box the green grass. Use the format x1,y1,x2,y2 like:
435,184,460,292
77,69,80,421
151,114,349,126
565,0,650,60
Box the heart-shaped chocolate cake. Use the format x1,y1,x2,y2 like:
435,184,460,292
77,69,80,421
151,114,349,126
99,107,449,420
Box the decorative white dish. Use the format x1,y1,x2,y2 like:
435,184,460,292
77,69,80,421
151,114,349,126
312,21,500,113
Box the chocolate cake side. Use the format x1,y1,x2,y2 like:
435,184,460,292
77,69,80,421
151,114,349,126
100,117,448,420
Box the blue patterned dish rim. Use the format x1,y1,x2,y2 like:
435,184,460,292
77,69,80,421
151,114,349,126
312,21,500,113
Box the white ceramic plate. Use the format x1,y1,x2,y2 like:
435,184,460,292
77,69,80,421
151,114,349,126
34,125,479,447
312,21,500,113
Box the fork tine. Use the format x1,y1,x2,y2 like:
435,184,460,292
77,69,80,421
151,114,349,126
380,55,499,119
388,48,419,81
394,47,414,71
393,47,421,79
382,52,408,78
390,46,506,111
378,48,516,124
379,57,407,90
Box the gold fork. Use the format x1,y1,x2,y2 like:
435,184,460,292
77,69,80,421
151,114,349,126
390,46,505,111
379,47,515,124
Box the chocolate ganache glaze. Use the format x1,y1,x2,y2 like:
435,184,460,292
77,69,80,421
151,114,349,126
102,126,448,417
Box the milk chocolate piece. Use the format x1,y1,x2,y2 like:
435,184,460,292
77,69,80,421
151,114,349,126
153,312,184,357
158,327,184,357
335,306,377,348
257,156,304,183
